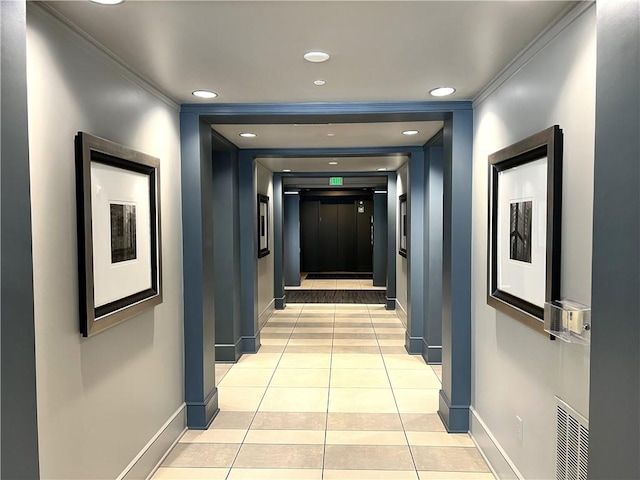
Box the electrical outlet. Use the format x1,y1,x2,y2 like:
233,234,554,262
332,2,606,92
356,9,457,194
515,415,524,443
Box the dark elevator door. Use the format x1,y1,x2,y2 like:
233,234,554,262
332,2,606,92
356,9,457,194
301,198,372,272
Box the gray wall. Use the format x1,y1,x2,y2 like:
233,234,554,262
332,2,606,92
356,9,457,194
471,6,595,478
395,163,408,326
1,1,41,478
256,162,275,325
27,6,185,478
588,1,639,478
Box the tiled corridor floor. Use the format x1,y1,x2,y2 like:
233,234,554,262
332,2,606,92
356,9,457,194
153,304,494,480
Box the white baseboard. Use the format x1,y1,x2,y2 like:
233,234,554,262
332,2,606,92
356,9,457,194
116,403,186,480
469,407,523,480
396,300,408,328
258,299,275,329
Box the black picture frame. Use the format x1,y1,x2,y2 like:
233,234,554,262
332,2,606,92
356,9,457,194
258,194,270,258
487,125,562,334
399,193,407,257
75,132,162,337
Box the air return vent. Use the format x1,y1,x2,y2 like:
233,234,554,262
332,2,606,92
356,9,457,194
556,397,589,480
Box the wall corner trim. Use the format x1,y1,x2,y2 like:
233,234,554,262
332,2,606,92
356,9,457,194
117,404,186,480
469,407,523,480
473,1,594,108
28,2,180,111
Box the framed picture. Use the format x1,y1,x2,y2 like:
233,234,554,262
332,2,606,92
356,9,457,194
75,132,162,337
258,194,270,258
399,193,407,257
487,125,562,334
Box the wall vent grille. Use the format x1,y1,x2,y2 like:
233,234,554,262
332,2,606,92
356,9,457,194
556,397,589,480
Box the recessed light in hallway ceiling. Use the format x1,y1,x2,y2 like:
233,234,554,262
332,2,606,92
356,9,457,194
377,168,387,171
239,132,257,138
192,90,217,99
89,0,124,5
328,161,338,165
282,169,292,172
429,86,456,97
402,130,419,136
314,80,326,86
304,51,330,63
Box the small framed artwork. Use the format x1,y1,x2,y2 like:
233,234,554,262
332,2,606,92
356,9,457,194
487,125,563,334
258,194,270,258
399,193,407,257
75,132,162,337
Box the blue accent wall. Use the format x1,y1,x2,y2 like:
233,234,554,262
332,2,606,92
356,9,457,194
406,150,426,354
373,192,388,287
1,1,41,476
284,193,301,286
180,113,218,428
589,1,640,478
211,135,242,362
423,145,443,363
439,110,473,432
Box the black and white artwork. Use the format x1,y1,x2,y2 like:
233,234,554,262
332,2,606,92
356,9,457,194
509,200,532,263
110,203,137,263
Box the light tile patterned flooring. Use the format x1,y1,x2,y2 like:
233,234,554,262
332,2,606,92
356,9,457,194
153,304,494,480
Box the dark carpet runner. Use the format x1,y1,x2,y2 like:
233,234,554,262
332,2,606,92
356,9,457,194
304,272,373,280
285,289,386,304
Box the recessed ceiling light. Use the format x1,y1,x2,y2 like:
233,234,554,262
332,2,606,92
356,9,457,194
402,130,419,136
313,80,326,86
192,90,217,99
328,161,338,165
377,167,387,171
304,51,330,63
429,86,456,97
282,169,292,172
239,132,257,138
90,0,124,4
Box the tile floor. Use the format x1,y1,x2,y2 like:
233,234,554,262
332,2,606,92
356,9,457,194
153,304,494,480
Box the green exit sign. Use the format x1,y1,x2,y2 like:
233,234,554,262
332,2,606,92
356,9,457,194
329,177,343,186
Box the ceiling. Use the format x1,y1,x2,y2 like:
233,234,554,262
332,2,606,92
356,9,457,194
44,0,575,172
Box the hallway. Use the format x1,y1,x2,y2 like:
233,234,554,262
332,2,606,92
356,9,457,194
154,304,494,479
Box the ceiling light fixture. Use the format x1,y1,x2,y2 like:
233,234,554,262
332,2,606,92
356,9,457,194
328,161,338,165
313,80,326,86
239,132,257,138
429,86,456,97
90,0,124,4
304,51,330,63
282,169,292,172
327,133,335,137
402,130,419,136
192,90,217,99
377,167,387,171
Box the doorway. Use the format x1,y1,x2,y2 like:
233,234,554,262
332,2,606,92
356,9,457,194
300,191,373,274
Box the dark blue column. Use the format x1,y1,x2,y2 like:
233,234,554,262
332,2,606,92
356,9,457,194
406,150,426,354
1,1,41,477
423,146,443,364
386,173,397,309
212,149,242,362
273,175,286,309
588,2,639,478
238,151,260,352
180,113,217,428
439,110,473,432
283,193,301,287
373,192,388,287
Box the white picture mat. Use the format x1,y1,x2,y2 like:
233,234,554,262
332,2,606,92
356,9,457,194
92,162,152,308
259,201,268,250
400,199,407,250
497,157,547,307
